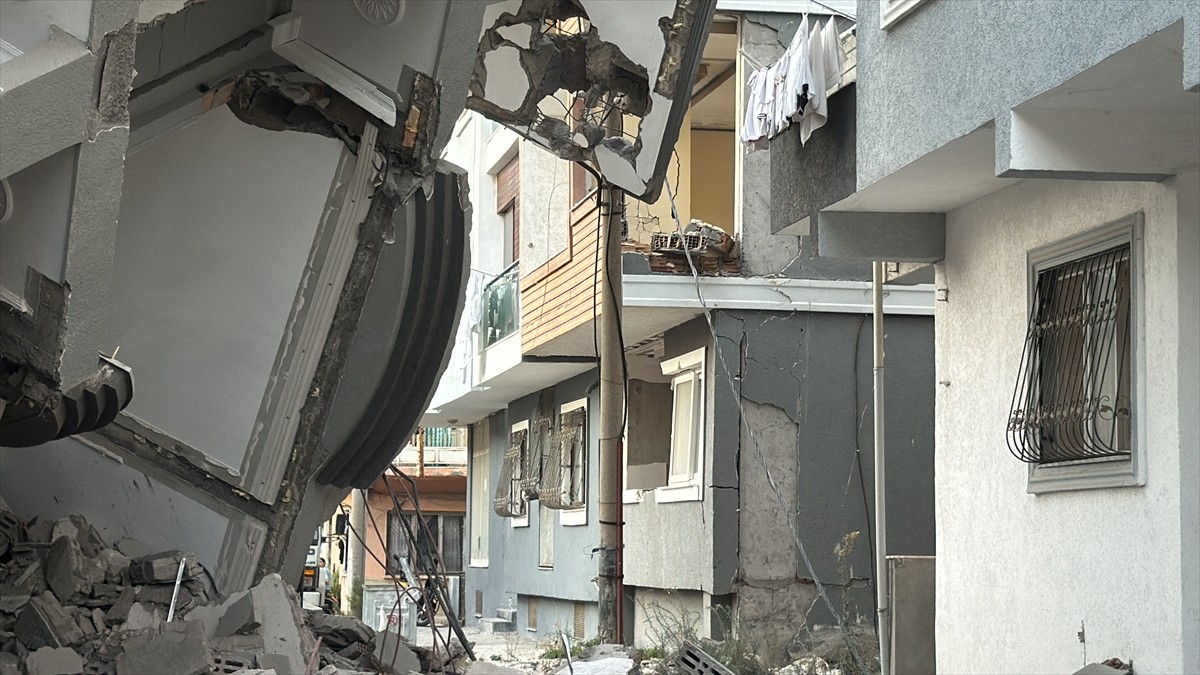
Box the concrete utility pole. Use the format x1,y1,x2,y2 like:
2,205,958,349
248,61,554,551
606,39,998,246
596,179,626,643
344,488,367,618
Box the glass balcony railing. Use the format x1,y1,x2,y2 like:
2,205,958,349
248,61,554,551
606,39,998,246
481,262,519,347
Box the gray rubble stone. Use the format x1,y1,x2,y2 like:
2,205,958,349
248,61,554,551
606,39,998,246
0,585,30,613
45,537,105,605
14,559,48,595
25,646,84,675
214,591,258,637
308,612,372,648
127,551,202,585
50,517,107,557
26,520,54,544
105,588,135,626
121,603,162,632
115,621,210,675
250,574,313,675
0,652,19,675
373,630,421,675
14,591,84,650
95,550,130,585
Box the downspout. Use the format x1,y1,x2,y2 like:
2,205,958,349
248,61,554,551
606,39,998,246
872,261,890,675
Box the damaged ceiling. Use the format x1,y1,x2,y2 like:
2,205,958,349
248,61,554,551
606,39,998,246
467,0,718,202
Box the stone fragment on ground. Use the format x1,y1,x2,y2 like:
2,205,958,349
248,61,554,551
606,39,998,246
24,646,85,675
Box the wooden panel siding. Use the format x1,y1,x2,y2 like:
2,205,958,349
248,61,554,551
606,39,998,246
520,196,605,355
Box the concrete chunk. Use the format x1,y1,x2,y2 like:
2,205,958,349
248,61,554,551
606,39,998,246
214,591,258,637
13,591,84,650
0,585,30,613
25,646,84,675
105,587,135,626
373,630,421,675
127,551,202,585
0,652,20,675
45,537,105,605
250,574,313,675
50,516,107,557
116,621,210,675
122,603,163,632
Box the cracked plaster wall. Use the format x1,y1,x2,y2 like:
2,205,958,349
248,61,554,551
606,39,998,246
737,14,866,281
717,309,935,630
520,142,571,275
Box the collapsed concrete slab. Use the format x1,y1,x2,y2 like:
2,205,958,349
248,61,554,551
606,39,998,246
24,647,84,675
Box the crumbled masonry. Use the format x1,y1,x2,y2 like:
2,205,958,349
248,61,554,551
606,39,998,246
0,501,464,674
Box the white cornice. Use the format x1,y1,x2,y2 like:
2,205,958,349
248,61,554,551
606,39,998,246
623,274,934,316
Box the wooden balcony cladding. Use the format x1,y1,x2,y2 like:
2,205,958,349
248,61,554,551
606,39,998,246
520,193,603,355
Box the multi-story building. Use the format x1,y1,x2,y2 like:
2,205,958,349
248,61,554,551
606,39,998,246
787,0,1200,672
428,2,939,664
0,0,478,594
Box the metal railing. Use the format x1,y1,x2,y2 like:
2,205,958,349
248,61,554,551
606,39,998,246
481,262,519,347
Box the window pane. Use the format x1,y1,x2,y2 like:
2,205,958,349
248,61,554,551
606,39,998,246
670,376,695,481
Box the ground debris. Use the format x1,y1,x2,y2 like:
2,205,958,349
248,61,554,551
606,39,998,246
0,505,445,673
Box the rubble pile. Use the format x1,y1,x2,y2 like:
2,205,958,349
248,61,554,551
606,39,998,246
0,501,444,675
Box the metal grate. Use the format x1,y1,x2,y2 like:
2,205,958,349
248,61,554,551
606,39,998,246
494,430,527,517
1008,243,1132,464
539,409,587,509
573,601,585,639
676,641,736,675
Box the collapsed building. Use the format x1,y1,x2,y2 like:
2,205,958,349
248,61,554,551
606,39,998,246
0,0,713,621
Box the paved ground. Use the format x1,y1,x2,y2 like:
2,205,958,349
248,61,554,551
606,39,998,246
411,624,555,674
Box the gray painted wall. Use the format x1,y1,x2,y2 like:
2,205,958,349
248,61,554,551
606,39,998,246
0,145,74,298
465,369,601,637
109,106,341,470
0,438,231,576
738,15,867,281
854,0,1198,189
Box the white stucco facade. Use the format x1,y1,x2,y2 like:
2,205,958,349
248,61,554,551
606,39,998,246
934,174,1199,674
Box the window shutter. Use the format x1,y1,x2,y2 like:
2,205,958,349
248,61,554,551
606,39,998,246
494,429,527,517
496,157,519,212
540,409,586,509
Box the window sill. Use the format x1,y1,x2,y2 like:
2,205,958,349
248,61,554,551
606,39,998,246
537,566,554,571
560,508,587,526
622,489,646,505
511,516,529,528
654,483,702,503
468,561,489,569
1027,457,1145,494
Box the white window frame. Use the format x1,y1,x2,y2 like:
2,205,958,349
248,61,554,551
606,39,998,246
1025,213,1146,494
559,398,589,526
621,423,644,505
510,419,530,527
468,430,490,568
656,347,705,503
879,0,928,30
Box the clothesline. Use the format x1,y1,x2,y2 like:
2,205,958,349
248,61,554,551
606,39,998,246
740,13,848,149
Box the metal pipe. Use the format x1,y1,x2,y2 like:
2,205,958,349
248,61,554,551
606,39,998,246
872,261,890,675
167,557,186,622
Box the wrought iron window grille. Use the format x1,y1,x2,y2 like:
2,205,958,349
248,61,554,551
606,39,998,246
1007,242,1133,465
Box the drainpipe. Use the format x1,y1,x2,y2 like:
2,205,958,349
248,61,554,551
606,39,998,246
597,179,626,643
872,261,890,675
417,428,426,478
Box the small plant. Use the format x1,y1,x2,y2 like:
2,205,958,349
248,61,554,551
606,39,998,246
489,654,502,661
348,578,363,618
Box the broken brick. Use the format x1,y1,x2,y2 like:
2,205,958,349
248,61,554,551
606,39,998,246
127,551,201,585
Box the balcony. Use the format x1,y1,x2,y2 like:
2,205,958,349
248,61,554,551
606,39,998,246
396,427,468,471
481,262,519,348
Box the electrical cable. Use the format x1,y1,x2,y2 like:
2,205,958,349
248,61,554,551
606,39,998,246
851,316,879,630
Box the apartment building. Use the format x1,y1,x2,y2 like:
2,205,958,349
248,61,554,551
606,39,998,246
787,0,1200,671
427,2,938,661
